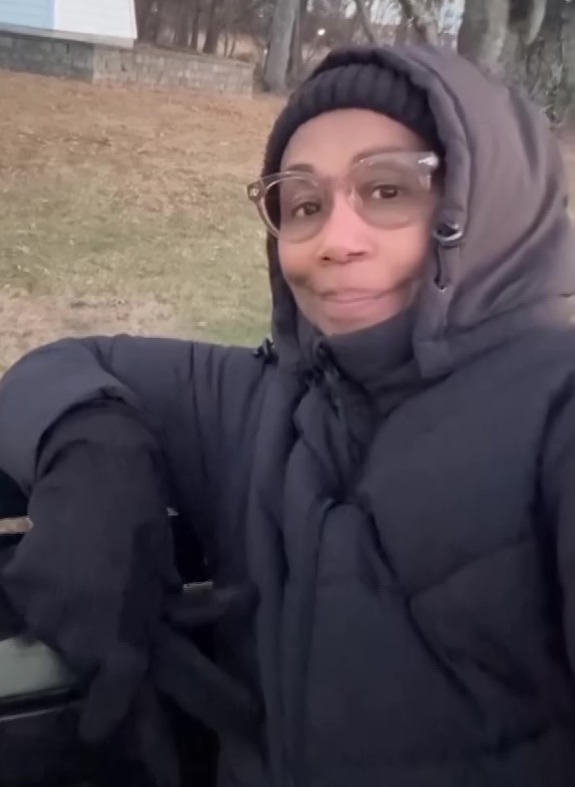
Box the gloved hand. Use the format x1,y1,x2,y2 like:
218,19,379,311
0,401,181,750
0,402,261,786
0,468,28,519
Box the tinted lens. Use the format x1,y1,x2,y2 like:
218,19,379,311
354,158,436,229
252,153,438,240
264,174,327,241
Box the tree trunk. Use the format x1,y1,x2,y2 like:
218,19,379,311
157,0,179,46
458,0,575,124
135,0,154,40
139,0,161,42
397,0,440,46
354,0,379,45
263,0,300,92
513,0,548,46
289,0,307,84
174,0,189,48
458,0,510,75
190,0,201,50
203,0,224,54
504,0,574,123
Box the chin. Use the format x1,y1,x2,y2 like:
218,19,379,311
319,303,409,336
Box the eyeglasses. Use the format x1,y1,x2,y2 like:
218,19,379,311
247,150,440,244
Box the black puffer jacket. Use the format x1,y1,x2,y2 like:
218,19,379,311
3,45,575,786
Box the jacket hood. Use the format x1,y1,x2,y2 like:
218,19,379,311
264,45,575,378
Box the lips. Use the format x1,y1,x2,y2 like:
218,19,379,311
318,290,385,303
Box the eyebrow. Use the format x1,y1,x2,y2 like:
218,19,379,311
282,145,416,173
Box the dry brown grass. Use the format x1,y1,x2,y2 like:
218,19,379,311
0,69,284,372
2,70,575,379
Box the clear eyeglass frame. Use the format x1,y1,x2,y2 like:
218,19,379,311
246,150,440,243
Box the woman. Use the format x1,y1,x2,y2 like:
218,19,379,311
1,43,575,786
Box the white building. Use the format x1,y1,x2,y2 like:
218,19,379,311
0,0,137,46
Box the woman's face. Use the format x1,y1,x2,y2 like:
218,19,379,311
278,109,439,335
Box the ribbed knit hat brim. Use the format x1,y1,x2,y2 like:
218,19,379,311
263,53,441,177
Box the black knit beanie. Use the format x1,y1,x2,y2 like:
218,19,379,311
263,47,441,177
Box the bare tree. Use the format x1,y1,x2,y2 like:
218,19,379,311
135,0,155,37
397,0,440,45
263,0,300,91
172,0,200,48
203,0,225,54
354,0,379,44
516,0,548,45
190,0,202,50
354,0,444,46
289,0,310,83
456,0,554,76
457,0,575,124
458,0,511,73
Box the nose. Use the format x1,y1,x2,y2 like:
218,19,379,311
317,191,371,265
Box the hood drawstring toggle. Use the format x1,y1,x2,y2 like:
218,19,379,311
253,338,277,364
432,220,464,292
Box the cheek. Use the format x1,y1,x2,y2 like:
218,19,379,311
376,224,431,276
278,239,313,287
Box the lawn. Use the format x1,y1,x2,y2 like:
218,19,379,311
2,71,575,379
0,70,283,373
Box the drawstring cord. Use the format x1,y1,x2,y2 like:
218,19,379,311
301,342,346,422
254,337,346,424
253,338,277,364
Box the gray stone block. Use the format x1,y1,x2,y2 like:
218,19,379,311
0,32,254,96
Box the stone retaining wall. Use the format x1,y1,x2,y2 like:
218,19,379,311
0,30,94,79
93,45,253,95
0,29,254,96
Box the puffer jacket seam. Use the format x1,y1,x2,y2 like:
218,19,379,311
408,529,533,599
340,721,572,769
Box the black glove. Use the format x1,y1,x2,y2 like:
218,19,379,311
0,401,181,764
0,468,27,520
1,402,262,786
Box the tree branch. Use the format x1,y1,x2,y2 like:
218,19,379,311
353,0,379,45
228,0,268,30
396,0,440,46
458,0,510,74
514,0,548,45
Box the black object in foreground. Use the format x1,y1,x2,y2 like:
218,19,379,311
0,473,86,787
